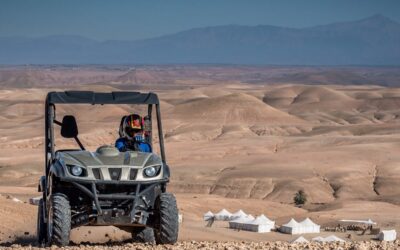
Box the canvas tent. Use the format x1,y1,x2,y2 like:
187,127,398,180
229,215,253,230
299,218,320,233
281,218,320,234
214,209,232,221
312,235,345,242
324,235,345,242
280,219,302,234
340,218,377,225
229,214,274,233
203,211,214,221
241,214,275,233
378,230,397,241
311,236,324,242
290,236,309,243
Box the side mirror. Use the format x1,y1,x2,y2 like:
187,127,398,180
61,115,78,138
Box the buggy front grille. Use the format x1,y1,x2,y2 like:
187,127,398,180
92,168,102,180
129,169,138,180
108,168,122,180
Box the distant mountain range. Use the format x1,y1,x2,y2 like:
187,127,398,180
1,14,399,65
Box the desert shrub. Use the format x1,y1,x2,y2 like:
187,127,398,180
294,189,307,206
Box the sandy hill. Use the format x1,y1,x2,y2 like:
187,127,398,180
263,85,355,108
172,93,304,125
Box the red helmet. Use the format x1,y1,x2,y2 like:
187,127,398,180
122,114,143,139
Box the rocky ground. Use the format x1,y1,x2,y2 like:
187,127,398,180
1,241,400,250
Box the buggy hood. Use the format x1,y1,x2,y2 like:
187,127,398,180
56,146,162,168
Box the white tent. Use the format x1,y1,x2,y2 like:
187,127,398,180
281,218,320,234
311,236,325,242
214,209,232,221
340,218,377,225
241,214,275,233
299,218,320,234
378,230,397,241
229,216,253,230
280,218,302,234
290,236,309,243
230,209,247,220
251,214,275,227
312,235,345,242
203,211,214,221
230,214,275,233
324,235,345,242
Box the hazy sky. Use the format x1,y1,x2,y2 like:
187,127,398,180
1,0,399,40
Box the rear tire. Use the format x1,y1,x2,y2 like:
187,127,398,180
154,193,179,244
131,227,155,243
37,199,47,246
47,193,71,246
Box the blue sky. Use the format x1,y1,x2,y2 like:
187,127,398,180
1,0,399,40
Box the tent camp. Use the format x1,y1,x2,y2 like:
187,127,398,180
312,235,345,242
378,230,397,241
214,209,232,221
203,211,214,221
241,214,275,233
280,219,302,234
290,236,309,243
230,210,247,220
299,218,320,233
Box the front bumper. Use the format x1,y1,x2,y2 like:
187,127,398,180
59,177,168,226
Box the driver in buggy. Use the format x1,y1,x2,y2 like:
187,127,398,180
115,114,152,153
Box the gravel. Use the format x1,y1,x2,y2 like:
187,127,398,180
1,240,399,250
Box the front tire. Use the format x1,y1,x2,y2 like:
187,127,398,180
154,193,179,244
131,227,155,243
47,193,71,246
37,199,47,246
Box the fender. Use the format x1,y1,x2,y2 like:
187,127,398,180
48,160,67,178
38,176,46,192
163,164,171,179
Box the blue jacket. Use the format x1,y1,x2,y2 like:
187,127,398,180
115,138,152,153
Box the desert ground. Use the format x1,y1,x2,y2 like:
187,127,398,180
0,66,399,249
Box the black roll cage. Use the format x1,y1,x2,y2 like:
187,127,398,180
45,91,167,175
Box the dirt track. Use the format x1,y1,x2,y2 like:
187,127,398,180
1,241,399,250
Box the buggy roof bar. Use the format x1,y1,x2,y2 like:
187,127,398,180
46,91,159,105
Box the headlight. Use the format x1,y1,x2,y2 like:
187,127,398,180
71,165,83,176
143,166,161,177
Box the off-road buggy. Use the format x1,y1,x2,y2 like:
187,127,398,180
37,91,179,246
